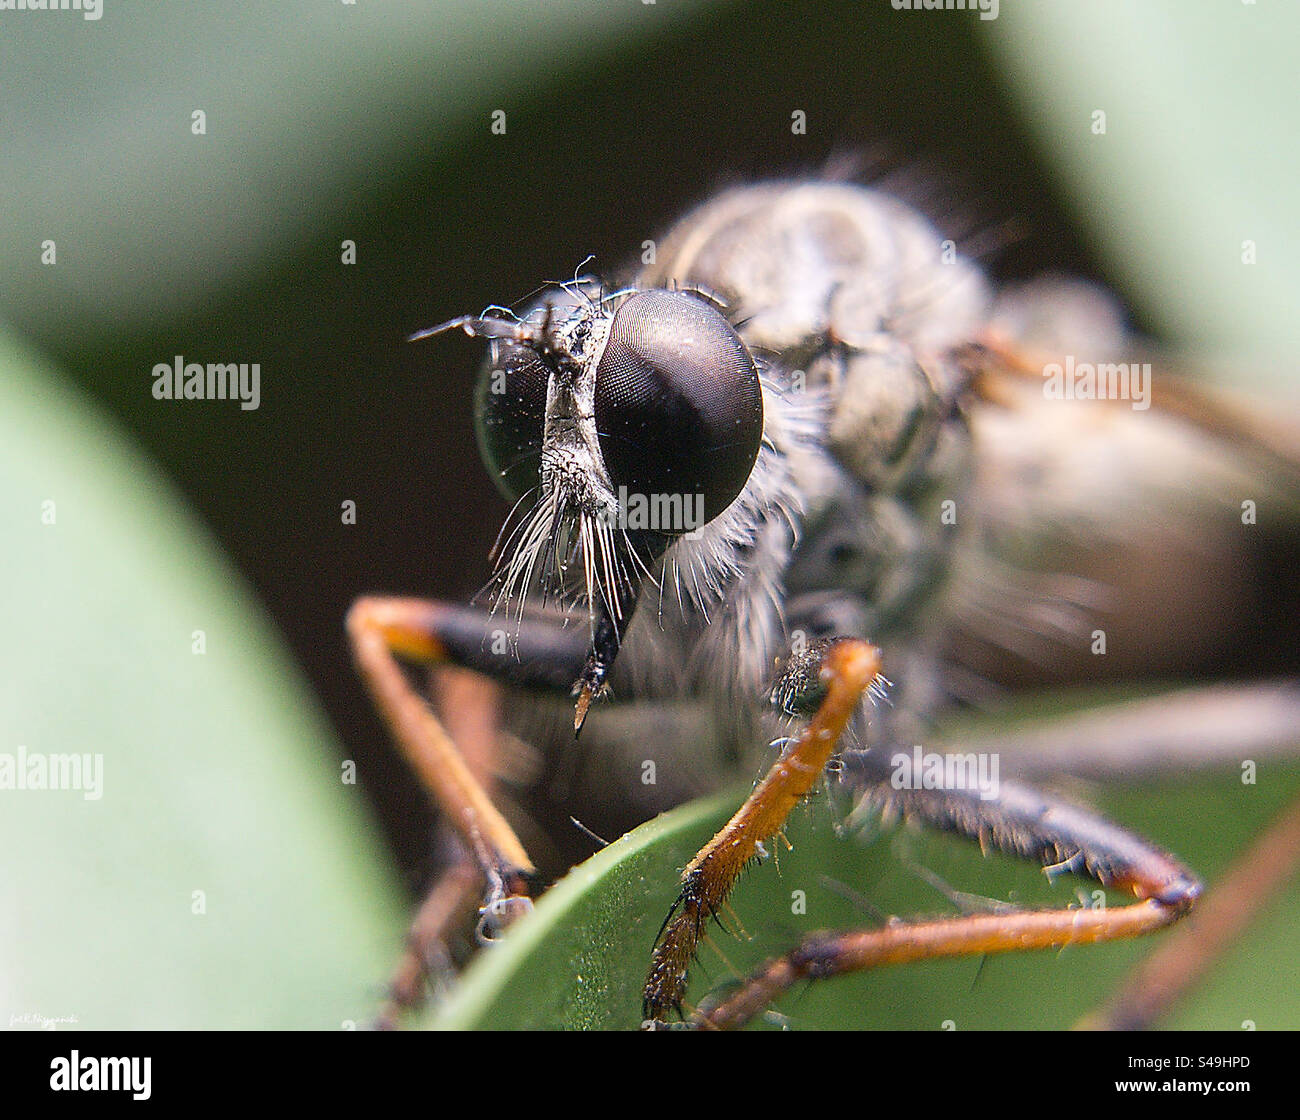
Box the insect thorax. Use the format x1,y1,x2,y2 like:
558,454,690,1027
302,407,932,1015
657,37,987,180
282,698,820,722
631,182,990,723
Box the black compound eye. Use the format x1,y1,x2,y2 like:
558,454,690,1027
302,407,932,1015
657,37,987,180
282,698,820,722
474,338,549,502
595,290,763,531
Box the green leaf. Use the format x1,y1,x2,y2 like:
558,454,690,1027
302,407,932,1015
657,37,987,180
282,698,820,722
0,0,714,335
427,754,1300,1031
0,331,406,1029
983,0,1300,381
427,791,738,1031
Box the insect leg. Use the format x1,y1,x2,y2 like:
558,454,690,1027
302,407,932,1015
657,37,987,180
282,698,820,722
374,847,481,1030
690,762,1201,1030
347,596,589,891
349,598,595,1025
641,637,883,1022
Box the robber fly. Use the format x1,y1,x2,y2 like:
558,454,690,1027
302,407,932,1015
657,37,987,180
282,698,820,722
350,180,1300,1029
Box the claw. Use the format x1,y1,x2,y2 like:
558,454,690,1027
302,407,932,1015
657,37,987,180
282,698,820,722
574,683,595,734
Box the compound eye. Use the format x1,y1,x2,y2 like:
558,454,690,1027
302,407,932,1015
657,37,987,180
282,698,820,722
474,338,549,502
595,290,763,531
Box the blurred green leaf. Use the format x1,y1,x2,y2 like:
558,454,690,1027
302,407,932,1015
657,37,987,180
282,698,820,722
428,749,1300,1031
0,331,405,1028
984,0,1300,381
0,0,714,333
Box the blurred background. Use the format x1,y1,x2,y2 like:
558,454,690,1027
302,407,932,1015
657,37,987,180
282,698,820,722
2,0,1296,1028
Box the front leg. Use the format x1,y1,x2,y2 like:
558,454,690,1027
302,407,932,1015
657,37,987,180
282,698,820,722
348,597,545,894
349,595,595,1024
348,596,597,878
642,637,884,1021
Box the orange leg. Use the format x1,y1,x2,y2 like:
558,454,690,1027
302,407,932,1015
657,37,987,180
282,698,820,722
686,764,1201,1029
643,633,1201,1028
642,638,883,1020
694,901,1186,1030
346,596,536,896
350,595,605,1024
370,665,518,1028
374,852,482,1030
